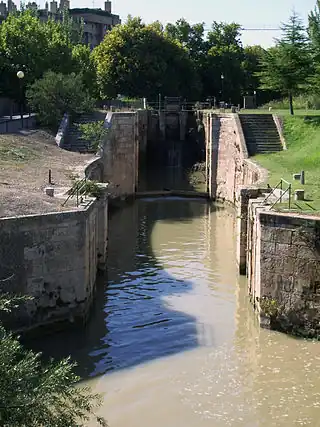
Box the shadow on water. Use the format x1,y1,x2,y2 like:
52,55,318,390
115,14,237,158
27,135,214,380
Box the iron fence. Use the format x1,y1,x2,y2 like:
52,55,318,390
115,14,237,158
261,179,292,210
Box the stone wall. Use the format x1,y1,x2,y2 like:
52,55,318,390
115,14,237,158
55,113,69,148
0,194,108,334
247,207,320,337
205,113,266,204
102,112,138,198
136,109,148,161
273,115,287,150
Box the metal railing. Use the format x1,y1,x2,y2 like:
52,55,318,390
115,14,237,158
62,178,88,207
0,112,35,133
261,178,292,210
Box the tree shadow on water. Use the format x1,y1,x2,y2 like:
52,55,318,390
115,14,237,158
27,142,217,380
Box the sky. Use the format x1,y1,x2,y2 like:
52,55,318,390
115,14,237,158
34,0,317,47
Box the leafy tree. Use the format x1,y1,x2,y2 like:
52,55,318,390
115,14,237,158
165,19,206,64
72,44,98,97
241,45,281,105
202,22,244,103
0,9,83,101
242,45,265,94
257,12,311,115
26,71,94,129
61,6,84,46
77,121,108,151
92,16,201,100
0,292,106,426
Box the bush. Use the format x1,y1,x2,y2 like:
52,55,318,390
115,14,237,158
0,293,107,426
26,71,95,130
77,121,108,151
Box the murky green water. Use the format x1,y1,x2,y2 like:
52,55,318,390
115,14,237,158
32,197,320,427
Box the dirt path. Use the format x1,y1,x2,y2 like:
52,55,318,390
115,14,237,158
0,130,94,218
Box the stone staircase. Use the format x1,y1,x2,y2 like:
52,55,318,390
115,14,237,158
239,114,283,156
64,111,106,153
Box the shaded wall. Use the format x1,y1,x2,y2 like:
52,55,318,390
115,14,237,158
0,195,108,334
247,208,320,337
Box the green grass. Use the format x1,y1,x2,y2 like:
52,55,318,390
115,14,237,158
240,109,320,116
254,116,320,214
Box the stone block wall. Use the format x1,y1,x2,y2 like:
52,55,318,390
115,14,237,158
136,109,148,160
236,188,266,275
102,112,138,198
0,195,108,333
204,113,266,204
247,209,320,337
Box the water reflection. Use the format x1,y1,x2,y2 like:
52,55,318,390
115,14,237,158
28,197,320,427
29,199,222,378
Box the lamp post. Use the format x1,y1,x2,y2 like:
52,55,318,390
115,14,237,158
221,74,224,105
17,70,25,128
253,90,257,108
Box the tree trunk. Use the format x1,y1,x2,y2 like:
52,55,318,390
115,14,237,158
289,93,294,115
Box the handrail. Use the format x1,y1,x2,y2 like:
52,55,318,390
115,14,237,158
62,177,87,207
261,178,292,210
270,185,292,209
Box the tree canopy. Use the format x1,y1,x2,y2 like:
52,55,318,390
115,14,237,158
4,4,320,109
257,12,312,114
93,16,201,100
26,71,94,129
0,9,87,101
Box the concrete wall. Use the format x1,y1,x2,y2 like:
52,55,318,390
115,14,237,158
247,208,320,337
0,194,108,334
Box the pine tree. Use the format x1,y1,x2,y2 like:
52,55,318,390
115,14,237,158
257,12,311,115
0,292,107,427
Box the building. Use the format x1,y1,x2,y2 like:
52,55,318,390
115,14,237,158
70,2,121,48
0,0,121,48
0,0,17,18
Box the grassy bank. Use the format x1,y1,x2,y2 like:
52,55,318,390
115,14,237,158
255,116,320,214
240,109,320,116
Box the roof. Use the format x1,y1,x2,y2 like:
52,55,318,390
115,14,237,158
69,8,115,17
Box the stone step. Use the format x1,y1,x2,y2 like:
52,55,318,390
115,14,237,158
239,113,283,156
245,135,279,139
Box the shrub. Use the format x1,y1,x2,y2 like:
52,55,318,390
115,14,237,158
26,71,94,130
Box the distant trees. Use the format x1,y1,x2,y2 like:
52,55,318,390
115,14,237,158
4,4,320,112
257,12,312,115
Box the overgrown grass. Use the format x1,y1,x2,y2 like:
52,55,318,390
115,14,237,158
0,137,39,163
255,116,320,213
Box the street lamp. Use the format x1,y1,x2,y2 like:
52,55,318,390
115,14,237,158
253,90,257,108
221,74,225,104
17,70,25,127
